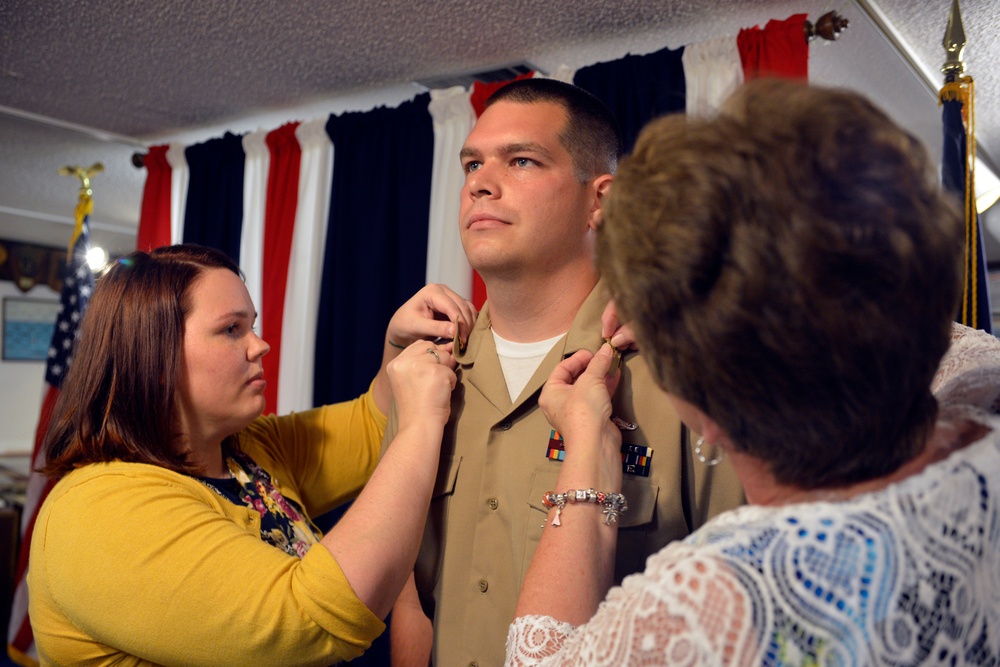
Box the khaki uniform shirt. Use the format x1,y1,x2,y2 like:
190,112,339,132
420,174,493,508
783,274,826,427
383,280,744,666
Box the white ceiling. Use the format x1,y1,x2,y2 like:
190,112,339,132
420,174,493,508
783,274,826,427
1,0,998,260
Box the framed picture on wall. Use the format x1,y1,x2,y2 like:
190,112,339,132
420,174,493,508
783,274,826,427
2,297,61,361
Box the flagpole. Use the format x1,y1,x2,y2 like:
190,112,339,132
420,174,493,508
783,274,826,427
7,164,100,667
940,0,974,326
938,0,992,333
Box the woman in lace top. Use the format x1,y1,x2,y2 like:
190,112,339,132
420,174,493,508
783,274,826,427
506,79,1000,666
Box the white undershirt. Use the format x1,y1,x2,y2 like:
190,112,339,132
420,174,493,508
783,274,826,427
492,329,566,402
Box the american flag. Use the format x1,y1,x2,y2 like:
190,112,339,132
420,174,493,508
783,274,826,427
46,227,94,386
7,201,94,667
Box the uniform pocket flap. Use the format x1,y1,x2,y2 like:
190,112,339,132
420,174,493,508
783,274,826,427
432,455,461,499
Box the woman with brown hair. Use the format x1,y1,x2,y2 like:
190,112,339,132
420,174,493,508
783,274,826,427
28,243,475,665
506,80,1000,665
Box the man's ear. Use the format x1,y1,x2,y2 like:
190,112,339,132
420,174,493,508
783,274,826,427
587,174,614,232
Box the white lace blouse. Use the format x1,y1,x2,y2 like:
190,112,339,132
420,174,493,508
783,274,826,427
506,324,1000,666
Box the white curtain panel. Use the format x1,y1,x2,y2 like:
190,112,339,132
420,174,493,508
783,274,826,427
240,128,270,331
166,142,190,244
683,35,744,118
426,85,475,300
277,118,334,414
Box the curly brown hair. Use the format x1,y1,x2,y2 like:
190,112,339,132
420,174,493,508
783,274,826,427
598,79,964,489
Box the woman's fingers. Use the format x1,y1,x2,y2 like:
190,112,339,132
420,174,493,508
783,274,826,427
600,299,639,351
388,284,478,349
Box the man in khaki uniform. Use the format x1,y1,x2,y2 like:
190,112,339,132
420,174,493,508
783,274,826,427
386,78,744,666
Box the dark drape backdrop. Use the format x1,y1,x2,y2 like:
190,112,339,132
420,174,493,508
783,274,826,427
183,132,246,263
311,97,436,667
574,44,687,153
314,94,435,405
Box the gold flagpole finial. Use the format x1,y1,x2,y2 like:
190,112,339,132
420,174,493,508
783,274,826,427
58,162,104,197
942,0,967,80
58,162,103,254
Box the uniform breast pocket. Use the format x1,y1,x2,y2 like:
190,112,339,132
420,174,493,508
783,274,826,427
417,456,462,594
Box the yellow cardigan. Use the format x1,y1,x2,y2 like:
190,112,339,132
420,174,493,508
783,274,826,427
28,386,387,666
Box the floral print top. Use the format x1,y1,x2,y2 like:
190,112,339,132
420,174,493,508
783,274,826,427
197,447,320,558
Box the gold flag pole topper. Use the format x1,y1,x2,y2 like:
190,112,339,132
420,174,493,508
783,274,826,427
57,162,103,255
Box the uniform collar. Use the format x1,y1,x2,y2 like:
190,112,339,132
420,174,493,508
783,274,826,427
454,278,610,369
561,278,611,357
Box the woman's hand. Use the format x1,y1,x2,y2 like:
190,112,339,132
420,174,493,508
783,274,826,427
386,284,477,353
539,344,622,468
388,341,458,434
600,300,639,352
373,284,473,415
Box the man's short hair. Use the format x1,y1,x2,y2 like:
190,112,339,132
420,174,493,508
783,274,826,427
486,78,624,181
